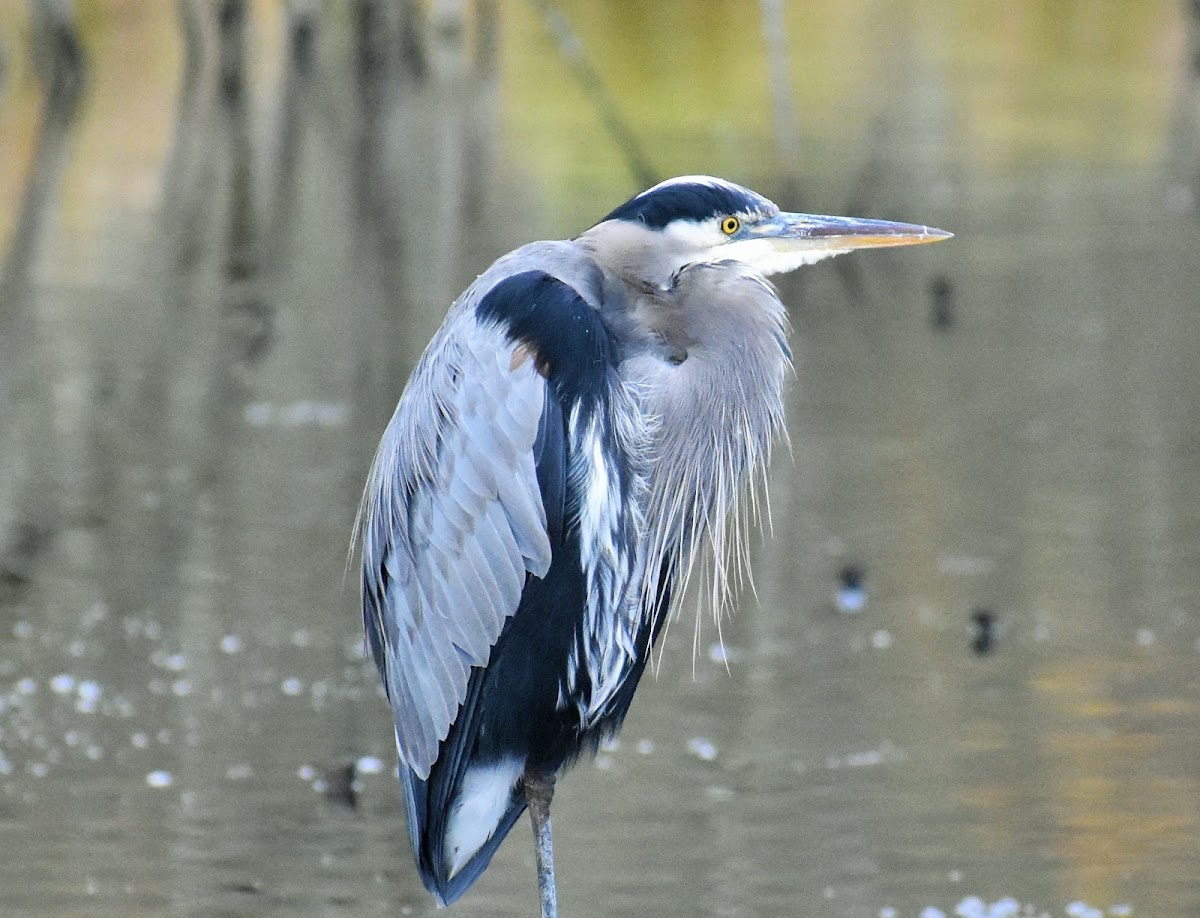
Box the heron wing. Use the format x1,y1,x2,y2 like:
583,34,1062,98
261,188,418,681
361,311,556,781
361,270,611,781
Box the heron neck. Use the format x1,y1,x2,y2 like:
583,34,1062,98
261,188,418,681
621,264,791,616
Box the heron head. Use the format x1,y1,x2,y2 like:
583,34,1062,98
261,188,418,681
581,175,951,288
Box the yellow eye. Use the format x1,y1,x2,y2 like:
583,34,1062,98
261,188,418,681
721,216,740,235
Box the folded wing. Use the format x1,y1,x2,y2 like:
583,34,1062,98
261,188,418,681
360,306,555,781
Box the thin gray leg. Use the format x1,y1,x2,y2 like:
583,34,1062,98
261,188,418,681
524,771,558,918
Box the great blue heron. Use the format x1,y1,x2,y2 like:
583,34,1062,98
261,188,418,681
358,176,949,917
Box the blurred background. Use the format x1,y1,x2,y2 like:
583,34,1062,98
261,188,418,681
1,1,1199,916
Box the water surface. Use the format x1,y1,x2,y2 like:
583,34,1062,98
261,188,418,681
0,2,1197,916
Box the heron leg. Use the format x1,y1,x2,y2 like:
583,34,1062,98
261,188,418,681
524,770,558,918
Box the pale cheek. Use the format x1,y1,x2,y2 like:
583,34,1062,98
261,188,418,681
719,238,845,275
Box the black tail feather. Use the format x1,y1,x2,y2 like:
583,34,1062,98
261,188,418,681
399,664,529,905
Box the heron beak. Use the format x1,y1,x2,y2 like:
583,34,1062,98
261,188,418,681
727,212,951,275
764,212,953,253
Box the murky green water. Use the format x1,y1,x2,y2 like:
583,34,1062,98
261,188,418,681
1,2,1198,916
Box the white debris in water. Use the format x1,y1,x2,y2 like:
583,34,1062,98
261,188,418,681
281,677,303,696
955,901,986,918
879,909,897,918
131,732,149,749
226,764,253,780
290,629,311,648
124,616,163,640
871,629,893,649
297,764,317,781
828,747,891,770
947,870,963,883
953,899,1028,918
76,681,101,713
836,586,866,613
220,634,242,654
145,770,173,788
50,674,76,695
86,745,103,761
68,640,87,658
245,403,272,425
309,680,331,707
636,739,654,755
599,736,620,753
12,621,33,639
81,602,108,629
16,678,37,695
594,754,614,770
245,400,349,428
162,653,187,672
844,749,884,767
707,642,741,664
29,762,49,778
913,898,1123,918
171,680,191,697
64,730,80,747
355,755,384,775
1134,629,1155,647
686,737,718,761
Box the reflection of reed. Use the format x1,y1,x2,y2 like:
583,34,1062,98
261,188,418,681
264,4,311,276
342,0,507,387
219,0,273,368
529,0,657,187
1166,0,1200,211
27,0,84,103
0,9,83,604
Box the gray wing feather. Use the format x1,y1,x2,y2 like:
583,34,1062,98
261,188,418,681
362,313,553,780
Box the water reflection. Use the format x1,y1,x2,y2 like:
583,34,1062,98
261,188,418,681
0,2,1198,916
